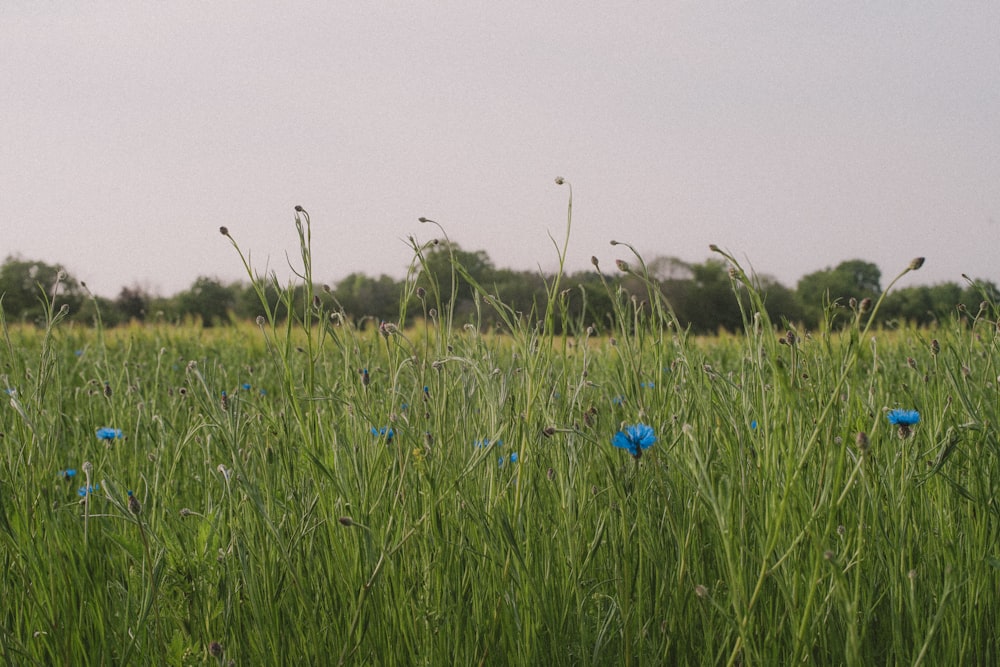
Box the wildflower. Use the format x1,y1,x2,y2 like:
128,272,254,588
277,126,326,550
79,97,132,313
360,368,370,386
241,383,252,391
887,409,920,439
96,427,123,440
473,438,503,448
422,386,430,401
78,484,99,497
220,390,229,411
127,490,141,515
640,382,655,389
499,452,518,466
612,396,625,406
750,420,758,430
612,423,657,459
59,469,77,480
371,426,395,443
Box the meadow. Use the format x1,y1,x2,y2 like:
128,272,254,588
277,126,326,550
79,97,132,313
2,207,999,665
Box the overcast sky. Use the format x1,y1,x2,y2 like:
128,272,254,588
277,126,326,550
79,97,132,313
2,2,998,298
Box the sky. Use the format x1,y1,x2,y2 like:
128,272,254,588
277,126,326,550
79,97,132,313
2,2,999,298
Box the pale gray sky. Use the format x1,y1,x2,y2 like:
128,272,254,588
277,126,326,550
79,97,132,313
2,2,998,298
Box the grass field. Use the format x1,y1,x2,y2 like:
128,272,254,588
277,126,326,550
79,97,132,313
2,210,999,665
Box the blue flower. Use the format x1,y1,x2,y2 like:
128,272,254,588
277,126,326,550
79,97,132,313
474,438,503,448
60,469,77,480
74,350,84,357
499,452,518,466
750,420,758,430
96,427,122,440
78,484,99,497
612,423,657,459
640,382,655,389
371,426,395,442
241,383,252,391
612,396,625,405
888,409,920,438
887,409,920,426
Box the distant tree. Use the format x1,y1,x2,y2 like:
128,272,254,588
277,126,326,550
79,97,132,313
332,273,404,326
175,277,239,326
756,274,805,326
416,243,496,323
0,255,84,323
797,260,882,328
114,286,150,322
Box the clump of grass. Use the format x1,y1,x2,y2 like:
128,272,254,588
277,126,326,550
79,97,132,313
0,196,996,665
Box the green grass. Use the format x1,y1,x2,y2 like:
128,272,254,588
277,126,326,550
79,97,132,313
1,206,999,665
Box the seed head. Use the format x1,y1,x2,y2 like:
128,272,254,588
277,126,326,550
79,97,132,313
209,641,224,658
127,490,141,515
294,205,304,212
219,226,229,236
590,255,600,268
554,176,565,185
338,516,354,527
930,339,940,356
908,257,925,271
615,259,630,273
859,298,872,313
856,432,870,454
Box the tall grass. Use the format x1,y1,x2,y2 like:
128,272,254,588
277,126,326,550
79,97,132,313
1,195,998,665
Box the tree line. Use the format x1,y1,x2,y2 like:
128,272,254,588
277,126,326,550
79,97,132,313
1,246,996,333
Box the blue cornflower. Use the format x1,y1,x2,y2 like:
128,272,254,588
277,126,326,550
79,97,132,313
473,438,503,448
74,350,84,357
499,452,518,466
371,426,395,442
750,420,758,431
400,402,409,411
887,409,920,426
887,409,920,439
640,382,655,389
78,484,99,497
96,427,123,440
612,396,625,406
241,383,252,391
612,423,657,459
60,469,77,480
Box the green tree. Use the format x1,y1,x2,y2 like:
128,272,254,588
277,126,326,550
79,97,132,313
175,277,239,326
0,255,84,323
417,243,497,323
332,273,405,326
797,259,882,328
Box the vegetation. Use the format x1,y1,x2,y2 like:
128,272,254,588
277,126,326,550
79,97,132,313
1,199,999,664
2,244,996,333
